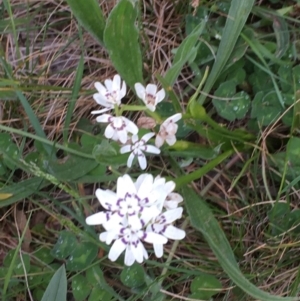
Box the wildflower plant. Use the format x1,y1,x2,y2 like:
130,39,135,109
86,74,185,265
1,0,296,300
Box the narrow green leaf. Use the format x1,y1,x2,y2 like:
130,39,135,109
66,0,105,46
63,54,84,143
0,58,52,156
104,0,143,88
164,20,206,86
41,265,67,301
0,177,49,208
182,186,296,301
198,0,255,104
2,213,32,300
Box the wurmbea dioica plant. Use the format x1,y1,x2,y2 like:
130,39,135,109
86,74,185,266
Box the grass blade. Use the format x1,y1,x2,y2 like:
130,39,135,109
198,0,255,104
63,53,84,144
66,0,105,46
182,186,296,301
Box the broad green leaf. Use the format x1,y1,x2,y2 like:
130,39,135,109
41,265,67,301
182,186,296,301
72,274,91,301
164,21,206,86
51,231,77,260
86,265,124,301
44,155,99,182
120,264,145,288
66,242,98,271
198,0,255,104
66,0,105,46
104,0,143,88
190,273,222,300
251,91,283,125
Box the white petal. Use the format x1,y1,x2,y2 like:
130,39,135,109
153,243,164,258
104,78,113,91
127,152,135,168
124,118,139,135
108,239,126,262
117,174,136,197
156,88,166,103
131,134,139,143
146,104,156,112
146,145,161,154
155,134,164,148
165,113,182,124
85,212,108,225
91,108,111,115
94,82,107,94
95,189,118,209
138,154,147,170
120,80,127,99
104,124,115,139
135,83,146,100
120,145,131,154
118,128,128,144
166,135,176,146
112,74,121,90
128,215,143,230
136,174,153,199
99,230,119,245
124,246,135,266
93,93,111,107
144,232,167,244
141,132,155,142
163,226,186,240
135,174,148,191
162,207,183,223
96,114,111,123
146,84,157,95
131,241,146,263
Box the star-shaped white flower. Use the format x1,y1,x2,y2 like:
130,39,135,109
120,132,160,170
155,113,182,148
92,74,126,115
147,207,186,258
134,83,165,112
86,174,162,231
96,114,138,144
100,222,167,266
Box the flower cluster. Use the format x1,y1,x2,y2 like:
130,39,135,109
86,174,185,266
91,74,182,170
86,74,186,266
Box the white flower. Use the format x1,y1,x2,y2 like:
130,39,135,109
155,113,182,148
96,114,138,144
86,173,185,266
120,132,160,170
86,174,161,231
147,207,186,258
100,222,167,266
92,74,126,115
134,83,165,112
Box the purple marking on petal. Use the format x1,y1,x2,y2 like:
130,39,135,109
141,232,147,240
121,237,128,245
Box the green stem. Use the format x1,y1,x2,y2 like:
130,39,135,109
175,149,234,188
